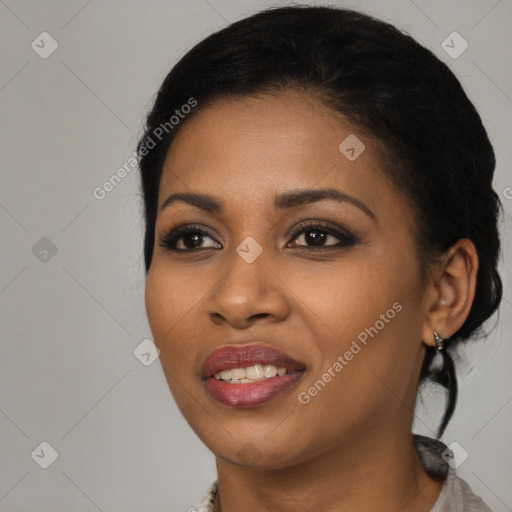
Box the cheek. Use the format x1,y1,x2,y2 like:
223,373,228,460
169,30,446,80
281,251,410,338
144,265,210,417
144,265,202,367
290,252,423,400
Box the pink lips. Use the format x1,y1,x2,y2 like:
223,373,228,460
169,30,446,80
201,344,305,408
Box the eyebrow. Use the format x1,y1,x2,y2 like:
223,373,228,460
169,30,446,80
159,188,376,221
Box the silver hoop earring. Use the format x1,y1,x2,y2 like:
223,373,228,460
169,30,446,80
433,330,446,351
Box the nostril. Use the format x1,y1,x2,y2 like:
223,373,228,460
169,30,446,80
249,313,271,321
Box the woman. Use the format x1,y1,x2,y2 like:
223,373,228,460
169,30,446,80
138,6,502,511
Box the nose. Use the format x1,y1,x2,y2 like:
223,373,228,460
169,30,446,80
204,252,291,329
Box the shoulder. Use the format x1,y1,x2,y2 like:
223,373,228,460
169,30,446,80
413,434,493,512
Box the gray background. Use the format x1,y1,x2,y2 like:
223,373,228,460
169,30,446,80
0,0,511,510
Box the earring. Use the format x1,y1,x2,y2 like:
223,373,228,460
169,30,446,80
433,330,447,351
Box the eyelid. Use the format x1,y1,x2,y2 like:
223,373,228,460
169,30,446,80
286,220,357,245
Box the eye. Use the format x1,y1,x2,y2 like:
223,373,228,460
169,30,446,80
158,225,222,252
286,221,357,249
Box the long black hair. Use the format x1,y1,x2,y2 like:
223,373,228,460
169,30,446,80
137,6,502,438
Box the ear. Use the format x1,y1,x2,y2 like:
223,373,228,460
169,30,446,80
421,238,479,347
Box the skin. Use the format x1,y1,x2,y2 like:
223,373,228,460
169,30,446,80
144,90,478,512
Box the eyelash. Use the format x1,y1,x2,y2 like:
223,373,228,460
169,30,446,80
158,221,357,253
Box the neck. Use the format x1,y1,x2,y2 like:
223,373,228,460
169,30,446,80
213,426,443,512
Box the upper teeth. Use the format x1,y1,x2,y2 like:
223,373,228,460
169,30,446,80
214,364,287,383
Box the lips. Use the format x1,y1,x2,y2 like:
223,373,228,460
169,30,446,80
201,343,306,408
201,344,305,378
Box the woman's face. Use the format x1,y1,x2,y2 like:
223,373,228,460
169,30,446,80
145,90,432,469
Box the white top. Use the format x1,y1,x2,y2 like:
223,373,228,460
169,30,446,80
195,435,492,512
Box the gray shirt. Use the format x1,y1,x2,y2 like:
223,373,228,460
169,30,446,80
195,435,492,511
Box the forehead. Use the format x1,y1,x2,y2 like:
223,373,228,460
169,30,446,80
158,91,399,218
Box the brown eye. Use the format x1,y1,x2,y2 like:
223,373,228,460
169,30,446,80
159,225,222,251
287,222,357,249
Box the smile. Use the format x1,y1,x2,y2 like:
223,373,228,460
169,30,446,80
202,344,306,407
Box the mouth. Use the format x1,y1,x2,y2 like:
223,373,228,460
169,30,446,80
201,343,306,408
